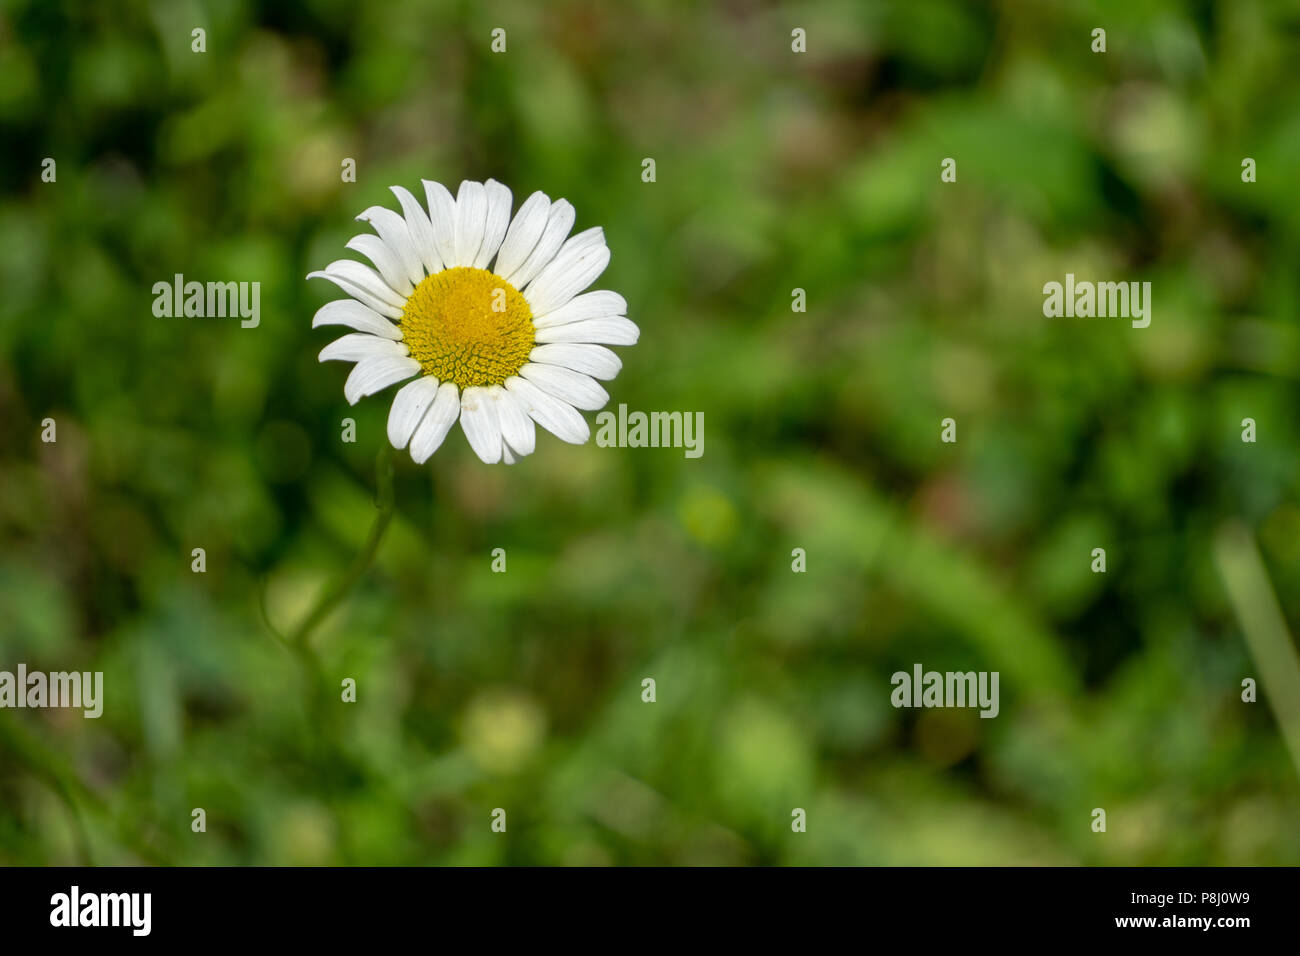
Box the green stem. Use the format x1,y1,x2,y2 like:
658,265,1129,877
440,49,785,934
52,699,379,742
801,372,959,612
7,455,397,865
288,445,397,649
272,445,396,735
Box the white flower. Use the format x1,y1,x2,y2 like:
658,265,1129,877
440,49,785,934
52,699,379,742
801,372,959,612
309,179,638,465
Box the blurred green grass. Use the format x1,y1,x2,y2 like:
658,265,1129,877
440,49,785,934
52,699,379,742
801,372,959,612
1,0,1299,865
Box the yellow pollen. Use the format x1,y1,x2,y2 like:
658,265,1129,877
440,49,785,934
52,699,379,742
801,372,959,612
399,267,535,389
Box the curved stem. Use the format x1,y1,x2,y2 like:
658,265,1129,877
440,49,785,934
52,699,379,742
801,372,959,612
289,445,397,649
278,445,396,734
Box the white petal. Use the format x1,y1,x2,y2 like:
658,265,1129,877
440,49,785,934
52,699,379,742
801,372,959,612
506,199,575,290
504,375,590,445
534,316,639,346
409,382,461,464
530,343,622,380
494,192,551,282
386,375,442,449
458,385,502,464
355,208,424,287
520,362,608,411
522,228,610,316
319,333,408,363
454,180,487,268
533,290,628,328
312,300,401,339
473,179,513,270
488,385,535,457
346,234,414,297
422,180,459,272
501,444,518,465
343,355,420,405
307,262,404,319
390,185,442,275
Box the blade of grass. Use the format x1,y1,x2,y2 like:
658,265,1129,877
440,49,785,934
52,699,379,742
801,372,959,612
1213,520,1300,779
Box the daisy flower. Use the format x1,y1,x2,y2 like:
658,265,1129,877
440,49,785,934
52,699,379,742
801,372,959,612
309,179,638,464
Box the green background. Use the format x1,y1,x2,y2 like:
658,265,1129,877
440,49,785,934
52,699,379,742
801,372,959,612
2,0,1299,865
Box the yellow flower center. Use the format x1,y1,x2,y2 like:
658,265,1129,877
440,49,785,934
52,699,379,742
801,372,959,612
399,267,535,389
